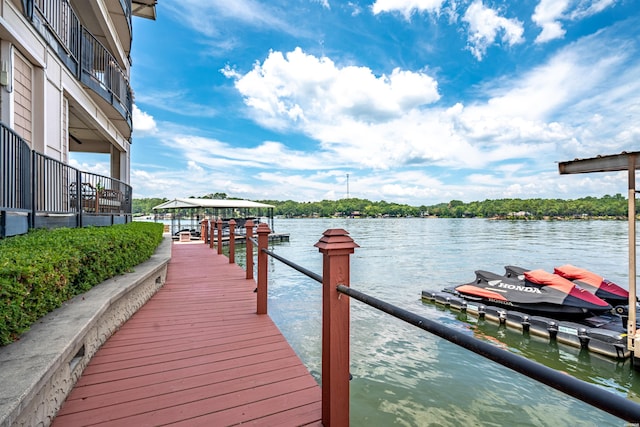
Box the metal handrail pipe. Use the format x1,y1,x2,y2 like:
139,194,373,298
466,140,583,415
261,247,323,284
337,284,640,422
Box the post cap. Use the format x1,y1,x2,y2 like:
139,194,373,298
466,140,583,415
257,222,271,234
314,229,359,252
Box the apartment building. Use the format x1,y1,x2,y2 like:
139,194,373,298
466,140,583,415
0,0,156,236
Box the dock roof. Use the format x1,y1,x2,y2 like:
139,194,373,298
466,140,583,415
152,198,275,210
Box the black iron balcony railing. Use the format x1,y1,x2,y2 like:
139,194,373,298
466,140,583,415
80,28,131,122
23,0,133,130
0,124,31,212
1,122,132,237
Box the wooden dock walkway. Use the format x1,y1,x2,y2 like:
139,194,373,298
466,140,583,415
53,241,322,426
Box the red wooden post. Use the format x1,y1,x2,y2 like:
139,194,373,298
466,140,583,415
209,219,214,249
217,218,223,255
256,223,271,314
228,219,236,264
245,220,254,280
314,228,359,427
201,219,208,242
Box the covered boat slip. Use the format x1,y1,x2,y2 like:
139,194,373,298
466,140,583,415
152,198,280,239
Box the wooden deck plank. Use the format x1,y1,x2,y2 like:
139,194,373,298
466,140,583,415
60,357,307,410
58,363,314,416
52,241,322,426
66,349,298,400
82,333,287,373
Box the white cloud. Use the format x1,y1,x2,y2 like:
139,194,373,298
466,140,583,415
347,2,362,16
313,0,330,9
371,0,446,19
68,156,111,176
532,0,618,44
462,1,525,60
219,24,637,180
132,105,157,135
223,47,440,129
135,91,218,118
532,0,569,43
162,0,304,45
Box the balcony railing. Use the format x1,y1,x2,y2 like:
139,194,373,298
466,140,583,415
0,125,31,212
1,122,132,237
23,0,133,129
80,28,131,121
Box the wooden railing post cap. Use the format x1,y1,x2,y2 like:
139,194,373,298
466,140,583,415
257,223,271,234
314,228,359,253
245,219,255,227
216,218,223,224
229,219,236,225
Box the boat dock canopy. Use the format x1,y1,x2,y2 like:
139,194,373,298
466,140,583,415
152,198,275,210
558,151,640,174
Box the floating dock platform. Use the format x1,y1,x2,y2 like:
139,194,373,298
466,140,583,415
421,290,631,360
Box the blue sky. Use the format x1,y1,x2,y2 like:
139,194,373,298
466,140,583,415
77,0,640,204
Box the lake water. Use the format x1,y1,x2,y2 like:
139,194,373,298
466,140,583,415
246,218,639,426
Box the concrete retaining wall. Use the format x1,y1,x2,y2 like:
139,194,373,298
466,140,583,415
0,236,172,427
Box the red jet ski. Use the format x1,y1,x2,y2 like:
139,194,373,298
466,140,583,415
455,269,612,317
505,265,629,305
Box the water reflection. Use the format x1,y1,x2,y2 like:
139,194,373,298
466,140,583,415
265,218,634,425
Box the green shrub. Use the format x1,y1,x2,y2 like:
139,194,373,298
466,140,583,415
0,222,163,346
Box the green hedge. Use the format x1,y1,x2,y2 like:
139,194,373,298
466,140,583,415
0,222,164,346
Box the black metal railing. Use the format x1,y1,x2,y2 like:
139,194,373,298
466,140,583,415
32,151,75,213
1,122,132,236
0,125,31,212
27,0,133,127
338,285,640,422
33,0,81,62
79,170,132,214
80,28,131,119
254,245,640,422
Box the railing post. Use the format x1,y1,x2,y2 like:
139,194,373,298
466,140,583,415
256,223,271,314
76,169,82,228
228,219,236,264
217,218,223,255
209,220,214,249
30,150,36,229
314,228,359,427
201,219,208,242
245,220,254,280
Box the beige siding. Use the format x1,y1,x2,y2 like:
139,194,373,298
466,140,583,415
13,50,33,145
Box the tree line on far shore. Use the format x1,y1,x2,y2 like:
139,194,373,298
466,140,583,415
133,193,636,219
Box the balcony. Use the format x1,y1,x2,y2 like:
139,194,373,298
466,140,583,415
22,0,134,139
1,122,132,238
